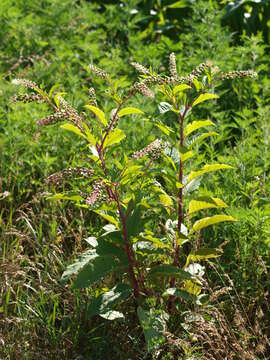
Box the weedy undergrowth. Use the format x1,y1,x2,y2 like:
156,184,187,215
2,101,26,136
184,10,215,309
10,56,257,354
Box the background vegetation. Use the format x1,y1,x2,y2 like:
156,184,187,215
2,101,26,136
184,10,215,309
0,0,270,359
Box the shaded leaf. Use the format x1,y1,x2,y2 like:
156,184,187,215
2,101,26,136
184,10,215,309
87,283,131,318
137,307,168,353
61,249,97,283
149,265,192,280
74,255,119,288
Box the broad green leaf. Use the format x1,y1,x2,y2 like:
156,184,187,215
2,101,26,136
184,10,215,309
173,84,191,94
74,255,119,288
94,211,119,227
180,150,194,162
192,93,219,108
48,194,83,201
188,164,232,183
154,123,173,136
122,165,142,177
186,248,221,266
82,123,97,146
85,105,107,126
137,307,168,353
87,283,131,318
149,265,192,280
60,123,87,140
183,280,202,296
118,107,144,117
184,120,214,137
188,132,218,147
61,249,97,283
159,193,173,207
188,197,228,214
100,310,124,320
103,128,126,149
163,288,196,302
96,239,127,264
168,0,188,8
191,214,237,233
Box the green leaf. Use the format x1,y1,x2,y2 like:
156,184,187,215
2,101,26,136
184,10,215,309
168,0,188,8
60,123,87,140
188,131,218,147
137,307,168,353
186,248,222,266
96,239,127,264
47,194,83,201
85,105,107,126
82,123,97,146
103,128,126,149
184,120,214,137
87,283,131,318
191,214,237,233
154,123,173,136
118,107,144,117
163,288,196,302
188,164,232,183
192,93,219,108
149,265,192,280
173,84,191,94
94,211,119,227
183,280,202,296
188,197,228,214
61,249,97,283
73,255,120,288
159,193,173,207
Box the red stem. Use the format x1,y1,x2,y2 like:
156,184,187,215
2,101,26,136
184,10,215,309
114,192,140,300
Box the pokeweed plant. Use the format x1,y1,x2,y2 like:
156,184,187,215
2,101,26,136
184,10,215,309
10,57,257,353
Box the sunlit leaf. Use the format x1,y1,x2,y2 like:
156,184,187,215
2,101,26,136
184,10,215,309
184,119,214,137
186,248,222,266
191,214,237,232
118,107,144,117
82,123,97,146
192,93,219,107
103,128,126,149
188,164,232,182
85,105,107,126
173,84,191,94
188,197,228,214
60,123,87,140
100,310,124,320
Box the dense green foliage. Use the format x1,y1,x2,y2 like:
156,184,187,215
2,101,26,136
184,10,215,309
1,1,270,359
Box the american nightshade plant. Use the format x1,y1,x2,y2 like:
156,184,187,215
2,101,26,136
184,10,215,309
10,57,257,353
